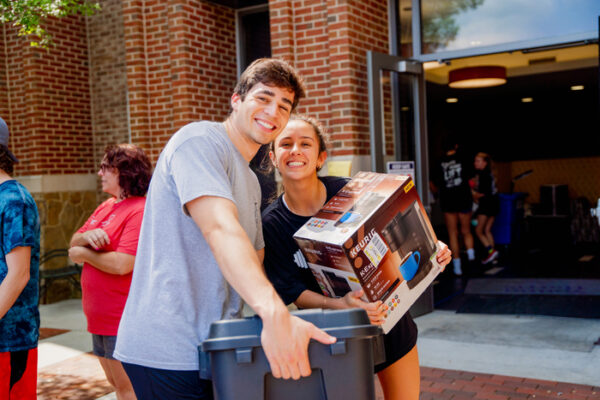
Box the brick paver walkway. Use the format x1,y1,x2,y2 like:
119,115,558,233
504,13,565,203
38,360,599,399
39,328,599,400
377,368,600,400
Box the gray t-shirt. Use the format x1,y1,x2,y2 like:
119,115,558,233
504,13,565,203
114,121,264,373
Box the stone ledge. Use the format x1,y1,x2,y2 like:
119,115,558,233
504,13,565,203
16,174,97,194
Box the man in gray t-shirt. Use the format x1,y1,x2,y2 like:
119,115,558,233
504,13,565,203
114,58,335,399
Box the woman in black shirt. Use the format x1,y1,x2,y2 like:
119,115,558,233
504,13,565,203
262,114,451,400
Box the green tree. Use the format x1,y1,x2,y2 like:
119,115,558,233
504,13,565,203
0,0,100,47
421,0,485,53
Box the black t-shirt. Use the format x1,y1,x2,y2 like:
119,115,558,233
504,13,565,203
262,176,348,305
473,169,497,197
262,176,418,370
433,150,473,212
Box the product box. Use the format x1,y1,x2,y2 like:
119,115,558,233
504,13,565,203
200,308,381,400
294,171,442,333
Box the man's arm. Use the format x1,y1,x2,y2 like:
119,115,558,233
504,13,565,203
0,246,31,320
68,246,134,275
186,196,335,380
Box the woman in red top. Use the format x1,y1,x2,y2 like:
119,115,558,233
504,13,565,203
69,144,151,400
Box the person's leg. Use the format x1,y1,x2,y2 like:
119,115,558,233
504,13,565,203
484,216,496,248
459,211,475,260
480,215,499,264
93,334,136,399
99,357,136,400
443,212,462,275
377,345,420,400
122,362,214,400
443,212,459,258
475,214,490,248
444,212,463,275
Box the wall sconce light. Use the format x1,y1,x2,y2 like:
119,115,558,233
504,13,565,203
448,66,507,89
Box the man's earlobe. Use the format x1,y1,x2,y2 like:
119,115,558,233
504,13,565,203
231,93,241,110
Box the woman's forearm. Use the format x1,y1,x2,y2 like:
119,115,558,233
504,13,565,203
70,247,134,275
295,290,346,310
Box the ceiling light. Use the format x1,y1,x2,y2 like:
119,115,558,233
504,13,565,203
521,97,533,103
446,98,458,103
571,85,584,91
448,66,507,89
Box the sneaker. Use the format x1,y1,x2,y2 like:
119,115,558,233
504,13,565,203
482,250,499,265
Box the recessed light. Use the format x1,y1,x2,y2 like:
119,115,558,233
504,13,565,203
401,106,410,111
571,85,584,91
446,98,458,103
521,97,533,103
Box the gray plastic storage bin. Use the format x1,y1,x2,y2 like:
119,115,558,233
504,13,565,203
200,308,382,400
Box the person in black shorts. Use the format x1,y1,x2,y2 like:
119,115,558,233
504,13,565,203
262,114,452,400
430,138,475,276
472,152,500,264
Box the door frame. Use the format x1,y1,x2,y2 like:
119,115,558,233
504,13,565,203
367,51,430,205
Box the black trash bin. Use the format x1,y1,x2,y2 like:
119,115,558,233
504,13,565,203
200,308,382,400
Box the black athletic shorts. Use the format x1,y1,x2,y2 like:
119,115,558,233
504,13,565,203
476,195,500,217
373,312,418,374
440,187,473,214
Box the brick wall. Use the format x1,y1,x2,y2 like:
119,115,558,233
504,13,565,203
122,0,238,162
88,0,130,169
1,17,93,176
270,0,389,158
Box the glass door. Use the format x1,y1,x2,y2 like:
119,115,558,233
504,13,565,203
367,52,434,317
367,51,429,204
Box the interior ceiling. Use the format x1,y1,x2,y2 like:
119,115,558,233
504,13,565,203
204,0,266,9
424,44,599,85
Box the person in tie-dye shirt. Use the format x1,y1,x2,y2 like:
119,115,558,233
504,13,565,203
0,116,40,400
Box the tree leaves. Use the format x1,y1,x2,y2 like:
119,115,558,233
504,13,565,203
0,0,100,47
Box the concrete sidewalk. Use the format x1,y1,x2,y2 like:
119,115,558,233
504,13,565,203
38,299,600,399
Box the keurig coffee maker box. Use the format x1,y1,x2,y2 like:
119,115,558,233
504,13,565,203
294,171,442,333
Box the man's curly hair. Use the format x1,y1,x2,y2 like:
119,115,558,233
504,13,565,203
233,58,306,112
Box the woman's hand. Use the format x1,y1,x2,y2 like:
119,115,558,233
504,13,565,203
342,289,387,325
68,246,88,264
436,241,452,271
81,228,110,250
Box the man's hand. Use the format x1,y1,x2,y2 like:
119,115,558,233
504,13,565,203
80,228,110,250
261,310,336,380
342,289,386,325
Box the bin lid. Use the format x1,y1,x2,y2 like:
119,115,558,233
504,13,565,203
201,308,381,352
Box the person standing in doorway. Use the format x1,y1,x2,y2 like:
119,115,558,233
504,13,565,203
114,59,335,400
471,152,500,264
0,117,40,400
430,138,475,276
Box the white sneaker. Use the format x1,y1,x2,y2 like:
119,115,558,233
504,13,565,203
453,263,462,276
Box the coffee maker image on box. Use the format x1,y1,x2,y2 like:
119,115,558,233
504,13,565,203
381,200,437,289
